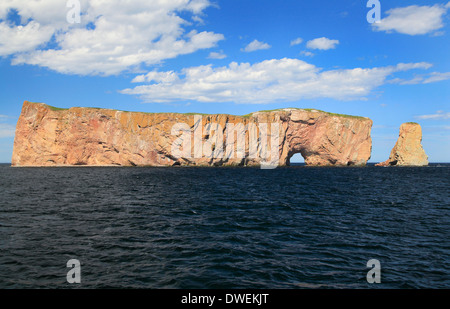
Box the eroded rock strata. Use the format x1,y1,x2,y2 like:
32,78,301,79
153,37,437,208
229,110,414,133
12,101,373,167
376,122,428,167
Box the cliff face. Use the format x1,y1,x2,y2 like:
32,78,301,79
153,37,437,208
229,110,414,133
376,122,428,167
12,101,373,167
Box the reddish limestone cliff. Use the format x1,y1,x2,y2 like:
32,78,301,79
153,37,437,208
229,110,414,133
376,122,428,167
12,101,373,167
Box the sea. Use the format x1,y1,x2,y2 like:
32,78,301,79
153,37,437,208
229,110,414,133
0,163,448,289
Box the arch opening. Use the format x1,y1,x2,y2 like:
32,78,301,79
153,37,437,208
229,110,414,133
287,152,305,166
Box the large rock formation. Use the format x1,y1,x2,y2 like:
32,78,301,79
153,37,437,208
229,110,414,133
12,101,373,167
376,122,428,166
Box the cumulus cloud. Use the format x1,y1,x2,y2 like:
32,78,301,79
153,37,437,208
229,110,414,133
131,71,179,84
121,58,433,104
416,111,450,120
0,21,54,55
0,0,223,75
306,37,339,50
242,39,271,52
372,3,450,35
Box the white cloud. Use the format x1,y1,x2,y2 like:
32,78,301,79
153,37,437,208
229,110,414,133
423,72,450,84
300,51,314,57
0,0,89,56
191,15,205,24
131,71,179,84
208,51,227,59
388,71,450,85
0,21,55,55
0,0,80,28
372,3,450,35
242,39,271,52
306,37,339,50
421,125,450,131
388,77,424,85
0,123,16,138
290,38,303,46
121,58,432,104
394,62,433,71
416,111,450,120
0,0,224,75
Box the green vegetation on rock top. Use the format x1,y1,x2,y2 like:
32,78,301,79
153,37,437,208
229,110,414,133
25,101,67,111
243,107,366,119
48,105,69,111
33,101,366,119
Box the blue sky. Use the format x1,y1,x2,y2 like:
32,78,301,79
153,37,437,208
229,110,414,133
0,0,449,163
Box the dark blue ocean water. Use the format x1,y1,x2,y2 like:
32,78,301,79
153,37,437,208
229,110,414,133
0,164,449,289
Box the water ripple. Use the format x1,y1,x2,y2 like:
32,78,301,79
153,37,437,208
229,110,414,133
0,164,449,288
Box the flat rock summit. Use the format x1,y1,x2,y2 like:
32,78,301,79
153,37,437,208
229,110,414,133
11,101,430,167
12,101,374,167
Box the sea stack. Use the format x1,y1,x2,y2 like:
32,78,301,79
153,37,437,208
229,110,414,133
12,101,373,167
376,122,428,167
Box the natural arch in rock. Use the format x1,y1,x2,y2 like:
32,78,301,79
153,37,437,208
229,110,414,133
286,152,305,166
